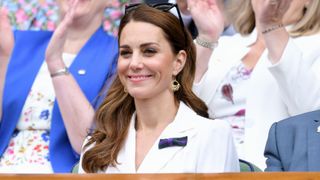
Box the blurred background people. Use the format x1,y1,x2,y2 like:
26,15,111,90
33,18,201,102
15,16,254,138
1,0,58,30
0,0,118,173
144,0,236,38
190,0,320,169
1,0,142,35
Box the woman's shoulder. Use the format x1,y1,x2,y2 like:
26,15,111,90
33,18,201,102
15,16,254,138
180,102,231,131
195,116,231,133
191,116,234,154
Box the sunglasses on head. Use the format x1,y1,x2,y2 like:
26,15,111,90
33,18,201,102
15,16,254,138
125,3,187,45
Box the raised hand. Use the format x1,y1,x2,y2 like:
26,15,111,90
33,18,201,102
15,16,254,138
253,0,292,64
45,0,78,72
0,7,14,62
253,0,292,28
176,0,190,15
187,0,224,42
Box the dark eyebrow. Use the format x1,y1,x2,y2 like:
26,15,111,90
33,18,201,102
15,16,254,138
119,45,130,49
119,42,159,49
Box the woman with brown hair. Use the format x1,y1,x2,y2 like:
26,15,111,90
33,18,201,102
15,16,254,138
79,3,239,173
189,0,320,169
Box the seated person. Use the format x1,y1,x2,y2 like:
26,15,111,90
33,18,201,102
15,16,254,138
265,109,320,171
78,3,239,173
189,0,320,169
0,0,118,173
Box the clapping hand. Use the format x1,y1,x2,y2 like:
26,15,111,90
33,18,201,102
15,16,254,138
187,0,224,42
0,7,14,63
45,0,78,69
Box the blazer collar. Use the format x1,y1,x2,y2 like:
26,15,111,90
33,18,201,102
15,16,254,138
307,118,320,171
113,102,198,173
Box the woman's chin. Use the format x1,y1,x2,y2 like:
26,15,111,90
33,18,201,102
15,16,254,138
128,90,153,100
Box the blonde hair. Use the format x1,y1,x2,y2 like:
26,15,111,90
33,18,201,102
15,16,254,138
227,0,255,36
228,0,320,36
290,0,320,36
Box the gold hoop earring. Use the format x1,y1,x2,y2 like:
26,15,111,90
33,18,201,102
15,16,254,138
124,86,128,93
171,79,180,92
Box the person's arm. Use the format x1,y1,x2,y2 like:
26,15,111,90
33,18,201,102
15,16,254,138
264,122,284,171
255,0,320,114
187,0,225,83
268,40,320,115
254,0,291,63
45,1,94,154
0,7,14,120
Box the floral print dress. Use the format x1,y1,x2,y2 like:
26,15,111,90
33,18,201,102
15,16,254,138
103,0,142,36
2,0,141,34
212,62,253,158
2,0,58,30
0,54,75,173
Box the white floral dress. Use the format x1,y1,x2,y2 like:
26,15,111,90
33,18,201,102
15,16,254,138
0,54,75,173
212,62,252,158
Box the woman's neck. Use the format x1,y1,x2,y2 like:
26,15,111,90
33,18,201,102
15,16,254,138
134,92,178,133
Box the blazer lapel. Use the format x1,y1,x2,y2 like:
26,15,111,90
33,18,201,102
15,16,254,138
307,119,320,171
111,114,137,173
137,103,197,173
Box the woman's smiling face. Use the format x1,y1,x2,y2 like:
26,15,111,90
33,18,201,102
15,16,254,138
117,21,185,100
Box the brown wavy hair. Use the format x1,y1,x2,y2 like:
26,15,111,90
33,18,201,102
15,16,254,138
82,4,209,173
228,0,320,36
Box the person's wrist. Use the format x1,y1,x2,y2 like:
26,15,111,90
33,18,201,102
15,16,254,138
258,19,283,32
47,60,66,74
50,67,70,78
195,34,219,50
261,24,284,34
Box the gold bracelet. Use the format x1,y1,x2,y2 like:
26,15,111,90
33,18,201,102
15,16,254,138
195,36,218,50
50,67,70,78
262,24,284,34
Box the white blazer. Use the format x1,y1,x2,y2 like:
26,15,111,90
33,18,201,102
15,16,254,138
193,31,320,169
79,102,239,173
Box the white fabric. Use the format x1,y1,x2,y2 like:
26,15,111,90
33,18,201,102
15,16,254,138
193,31,320,169
78,102,239,173
210,62,252,158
